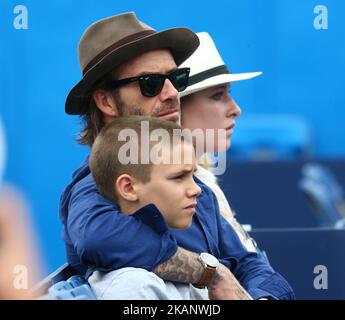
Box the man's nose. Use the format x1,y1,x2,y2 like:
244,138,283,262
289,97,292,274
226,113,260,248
159,79,179,101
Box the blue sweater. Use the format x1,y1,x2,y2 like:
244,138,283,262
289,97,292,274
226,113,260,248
60,157,294,300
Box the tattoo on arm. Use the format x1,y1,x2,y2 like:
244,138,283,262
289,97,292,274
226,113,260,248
153,247,203,283
153,248,252,300
209,264,253,300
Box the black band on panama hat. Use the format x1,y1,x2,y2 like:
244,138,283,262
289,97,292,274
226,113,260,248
65,12,200,115
180,32,262,98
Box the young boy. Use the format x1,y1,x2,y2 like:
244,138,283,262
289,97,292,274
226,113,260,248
88,116,293,300
89,116,208,299
90,116,201,230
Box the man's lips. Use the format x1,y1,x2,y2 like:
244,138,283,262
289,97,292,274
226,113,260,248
158,109,179,117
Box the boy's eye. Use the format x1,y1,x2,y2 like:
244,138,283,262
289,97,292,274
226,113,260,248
174,174,185,180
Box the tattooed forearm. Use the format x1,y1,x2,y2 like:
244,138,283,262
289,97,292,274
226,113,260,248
209,264,253,300
153,247,203,283
153,248,252,300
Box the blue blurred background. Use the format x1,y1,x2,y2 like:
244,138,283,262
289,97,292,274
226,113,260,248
0,0,344,275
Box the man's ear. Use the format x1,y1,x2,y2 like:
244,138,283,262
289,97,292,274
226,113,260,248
116,174,139,202
92,90,118,118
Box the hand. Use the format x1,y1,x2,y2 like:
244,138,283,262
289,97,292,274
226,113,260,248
0,187,42,299
208,264,253,300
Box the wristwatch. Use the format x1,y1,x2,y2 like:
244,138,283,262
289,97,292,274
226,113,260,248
193,252,220,289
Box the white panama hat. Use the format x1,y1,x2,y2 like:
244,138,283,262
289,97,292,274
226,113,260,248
180,32,262,97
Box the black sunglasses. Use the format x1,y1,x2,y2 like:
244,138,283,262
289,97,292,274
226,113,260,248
106,68,190,97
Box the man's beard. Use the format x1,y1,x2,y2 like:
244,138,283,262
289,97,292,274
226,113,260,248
151,102,180,118
113,93,180,122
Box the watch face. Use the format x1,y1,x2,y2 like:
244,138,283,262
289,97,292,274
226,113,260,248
200,253,219,268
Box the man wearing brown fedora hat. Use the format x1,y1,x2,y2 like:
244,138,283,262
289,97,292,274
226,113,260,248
60,12,294,300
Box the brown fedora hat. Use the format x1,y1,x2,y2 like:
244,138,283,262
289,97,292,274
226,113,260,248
65,12,200,115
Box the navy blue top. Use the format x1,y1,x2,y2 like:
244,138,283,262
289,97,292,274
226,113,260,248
60,157,294,300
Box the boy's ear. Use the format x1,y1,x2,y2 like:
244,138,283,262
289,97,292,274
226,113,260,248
92,90,118,118
116,174,139,202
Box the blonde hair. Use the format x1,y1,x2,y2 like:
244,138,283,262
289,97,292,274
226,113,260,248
200,153,214,171
90,116,193,202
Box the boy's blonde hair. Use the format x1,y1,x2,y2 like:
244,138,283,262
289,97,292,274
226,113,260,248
90,116,193,202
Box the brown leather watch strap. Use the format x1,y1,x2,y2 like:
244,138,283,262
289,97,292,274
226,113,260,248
193,265,217,289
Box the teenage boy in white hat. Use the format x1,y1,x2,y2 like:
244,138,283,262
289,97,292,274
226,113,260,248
60,12,294,300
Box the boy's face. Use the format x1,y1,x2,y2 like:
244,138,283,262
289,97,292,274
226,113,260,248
136,142,201,229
